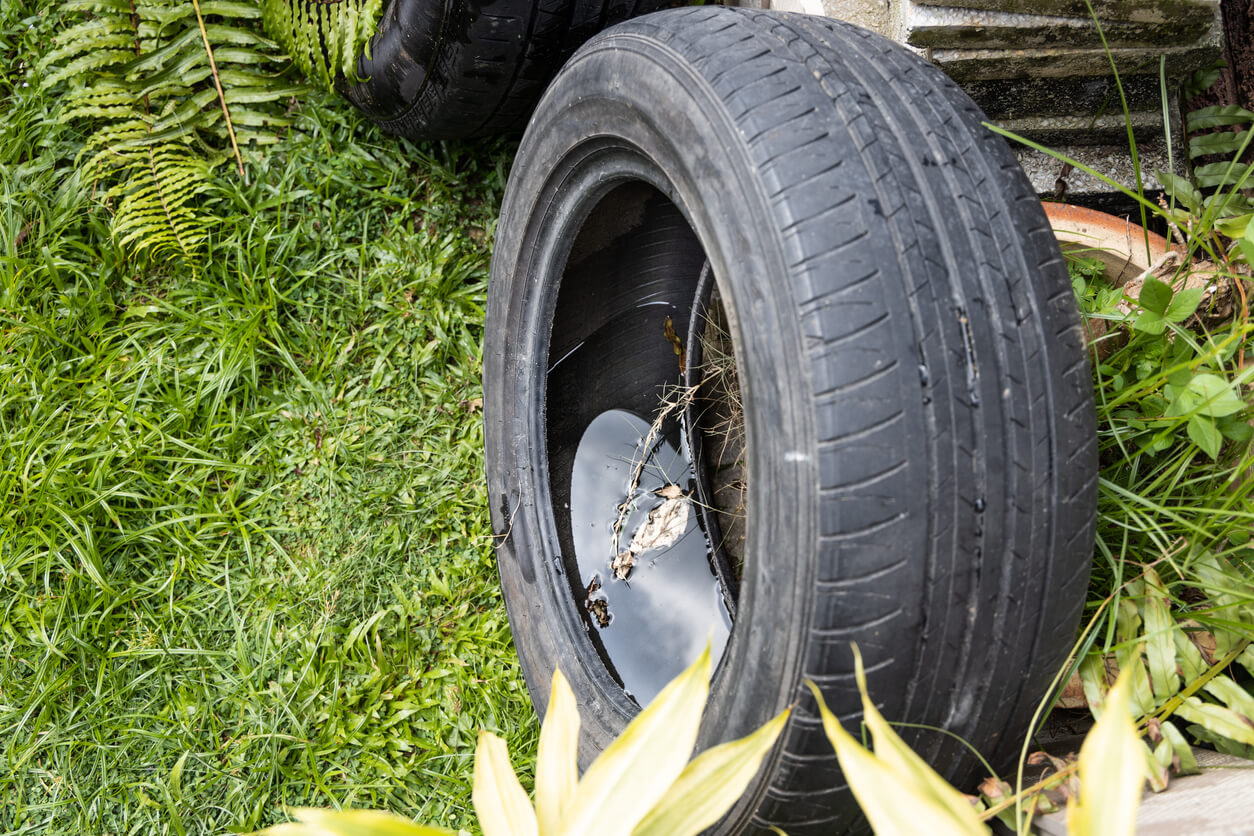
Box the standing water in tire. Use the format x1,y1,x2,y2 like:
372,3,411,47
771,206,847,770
570,409,731,705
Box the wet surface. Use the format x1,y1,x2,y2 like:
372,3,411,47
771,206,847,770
569,409,731,706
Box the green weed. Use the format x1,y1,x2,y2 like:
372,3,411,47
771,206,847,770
0,2,530,832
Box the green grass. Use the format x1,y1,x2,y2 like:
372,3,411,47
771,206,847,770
0,3,534,833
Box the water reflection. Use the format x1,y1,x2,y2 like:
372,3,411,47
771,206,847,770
570,409,732,706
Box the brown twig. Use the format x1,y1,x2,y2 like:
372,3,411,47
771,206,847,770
191,0,245,180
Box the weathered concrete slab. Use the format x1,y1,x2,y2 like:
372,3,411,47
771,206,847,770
996,111,1169,146
1014,139,1176,202
815,0,889,33
911,0,1219,26
932,37,1221,82
899,4,1211,49
962,76,1162,120
1033,748,1254,835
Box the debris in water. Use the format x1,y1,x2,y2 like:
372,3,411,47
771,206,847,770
584,574,611,627
612,550,637,581
588,598,611,628
613,486,691,580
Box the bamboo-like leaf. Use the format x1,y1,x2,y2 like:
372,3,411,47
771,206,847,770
473,731,539,836
848,647,983,822
1114,598,1156,716
1066,666,1143,836
254,807,455,835
535,668,580,834
1141,569,1179,702
558,646,711,836
1175,696,1254,747
632,707,790,836
1203,674,1254,720
1158,720,1199,776
805,676,986,836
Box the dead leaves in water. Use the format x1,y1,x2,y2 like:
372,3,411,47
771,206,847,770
612,485,690,581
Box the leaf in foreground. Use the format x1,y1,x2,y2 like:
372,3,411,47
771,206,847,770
807,647,986,836
254,807,453,835
632,705,790,836
475,731,539,836
557,645,712,836
534,668,580,833
1066,666,1143,836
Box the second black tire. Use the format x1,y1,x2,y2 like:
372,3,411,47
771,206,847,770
338,0,675,139
485,7,1098,833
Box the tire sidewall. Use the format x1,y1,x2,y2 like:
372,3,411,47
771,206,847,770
485,33,819,793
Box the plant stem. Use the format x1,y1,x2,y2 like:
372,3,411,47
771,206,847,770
192,0,246,180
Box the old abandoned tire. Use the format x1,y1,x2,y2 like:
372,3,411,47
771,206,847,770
337,0,674,139
484,7,1098,833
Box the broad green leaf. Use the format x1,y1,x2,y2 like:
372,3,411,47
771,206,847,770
1066,667,1143,836
1136,277,1173,316
1174,697,1254,747
1132,311,1167,335
535,669,580,834
1154,170,1201,213
257,808,454,835
632,708,790,836
474,731,539,836
1188,415,1223,459
1164,288,1204,323
1186,374,1246,417
1140,570,1178,701
1240,223,1254,265
1218,415,1254,443
1078,653,1112,715
806,677,986,836
559,646,711,836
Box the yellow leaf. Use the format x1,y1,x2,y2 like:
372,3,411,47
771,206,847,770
1066,666,1143,836
806,679,986,836
535,668,580,833
559,645,711,836
847,647,983,820
254,807,454,835
632,707,790,836
474,731,539,836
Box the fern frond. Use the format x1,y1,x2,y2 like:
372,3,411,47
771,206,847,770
109,143,212,260
260,0,383,90
45,0,301,262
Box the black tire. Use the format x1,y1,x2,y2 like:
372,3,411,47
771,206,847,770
484,7,1097,834
337,0,675,139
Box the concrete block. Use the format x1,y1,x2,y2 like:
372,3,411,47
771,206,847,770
1013,139,1176,201
898,4,1211,49
910,0,1218,26
815,0,890,34
996,111,1170,146
962,75,1163,120
1034,748,1254,836
932,37,1222,82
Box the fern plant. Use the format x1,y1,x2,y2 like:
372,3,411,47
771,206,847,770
260,0,383,89
42,0,382,262
1157,98,1254,245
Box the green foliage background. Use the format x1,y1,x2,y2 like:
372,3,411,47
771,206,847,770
1,2,533,832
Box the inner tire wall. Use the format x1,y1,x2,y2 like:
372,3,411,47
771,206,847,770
485,8,1097,834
